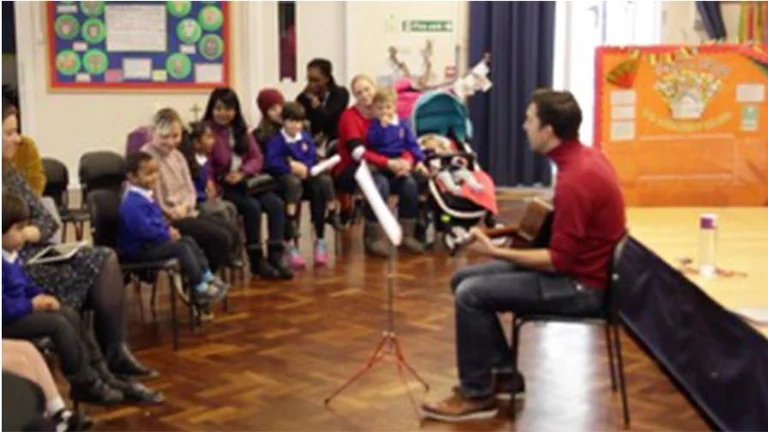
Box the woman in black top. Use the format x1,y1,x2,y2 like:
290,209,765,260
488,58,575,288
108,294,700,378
296,58,349,146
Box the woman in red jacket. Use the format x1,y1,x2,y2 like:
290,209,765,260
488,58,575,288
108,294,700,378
333,75,424,257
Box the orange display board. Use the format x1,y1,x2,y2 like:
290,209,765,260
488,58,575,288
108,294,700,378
595,44,768,206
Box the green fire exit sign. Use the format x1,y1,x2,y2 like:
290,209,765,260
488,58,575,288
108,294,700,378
402,20,454,32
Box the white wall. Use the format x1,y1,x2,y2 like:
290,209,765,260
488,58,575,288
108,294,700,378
14,1,468,185
345,1,466,88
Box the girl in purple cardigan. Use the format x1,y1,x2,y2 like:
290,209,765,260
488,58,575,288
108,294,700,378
203,87,293,280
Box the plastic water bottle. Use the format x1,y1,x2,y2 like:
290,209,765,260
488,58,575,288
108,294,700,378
698,213,718,277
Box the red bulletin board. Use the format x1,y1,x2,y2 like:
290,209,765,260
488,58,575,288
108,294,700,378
594,44,768,206
47,1,231,92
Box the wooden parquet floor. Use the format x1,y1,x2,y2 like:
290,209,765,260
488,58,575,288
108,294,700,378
84,201,708,431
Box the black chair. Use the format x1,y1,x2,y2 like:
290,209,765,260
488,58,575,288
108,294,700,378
41,158,90,241
87,189,193,351
78,151,126,207
510,235,631,426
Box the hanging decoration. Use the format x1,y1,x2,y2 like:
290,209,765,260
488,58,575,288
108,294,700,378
606,49,641,88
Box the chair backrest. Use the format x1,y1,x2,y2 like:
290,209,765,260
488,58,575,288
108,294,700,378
604,233,630,322
78,151,126,203
86,189,121,249
41,157,69,207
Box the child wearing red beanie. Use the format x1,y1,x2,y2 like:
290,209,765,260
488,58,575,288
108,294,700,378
251,88,285,153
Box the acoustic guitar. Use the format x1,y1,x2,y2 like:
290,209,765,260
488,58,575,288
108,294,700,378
448,197,554,255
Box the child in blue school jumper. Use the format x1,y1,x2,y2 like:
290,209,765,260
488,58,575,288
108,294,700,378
264,102,340,268
2,192,123,408
366,88,426,174
117,152,230,306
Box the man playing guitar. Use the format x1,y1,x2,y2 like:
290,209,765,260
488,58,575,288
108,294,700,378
422,89,626,422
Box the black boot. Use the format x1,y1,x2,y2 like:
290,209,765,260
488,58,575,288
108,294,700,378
105,343,159,378
248,244,281,279
268,242,294,280
93,357,165,404
285,217,299,241
326,209,342,231
69,377,123,406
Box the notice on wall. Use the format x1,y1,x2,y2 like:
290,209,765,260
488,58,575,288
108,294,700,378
106,4,167,52
595,44,768,206
48,1,230,90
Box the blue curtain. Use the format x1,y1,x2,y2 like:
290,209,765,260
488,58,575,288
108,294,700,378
468,1,556,187
695,1,727,40
2,1,16,54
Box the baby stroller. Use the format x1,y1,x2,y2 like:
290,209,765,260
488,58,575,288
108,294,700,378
410,90,500,254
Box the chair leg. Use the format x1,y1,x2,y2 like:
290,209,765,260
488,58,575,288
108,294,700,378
293,203,303,248
612,323,630,426
62,222,68,243
188,300,196,334
605,324,618,391
167,272,179,351
221,268,230,313
132,277,145,323
149,281,158,318
510,317,524,420
511,318,523,369
74,222,84,241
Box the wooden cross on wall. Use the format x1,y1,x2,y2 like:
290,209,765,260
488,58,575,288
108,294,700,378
190,103,202,121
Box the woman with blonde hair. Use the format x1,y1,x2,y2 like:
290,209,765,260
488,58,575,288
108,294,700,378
333,75,425,257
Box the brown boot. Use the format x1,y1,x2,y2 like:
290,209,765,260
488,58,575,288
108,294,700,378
364,222,391,258
399,219,425,254
421,387,498,422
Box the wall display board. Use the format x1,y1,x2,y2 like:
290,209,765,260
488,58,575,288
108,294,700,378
48,1,230,91
595,44,768,206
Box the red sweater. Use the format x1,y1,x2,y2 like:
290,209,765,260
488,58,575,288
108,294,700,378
547,139,626,290
333,106,414,176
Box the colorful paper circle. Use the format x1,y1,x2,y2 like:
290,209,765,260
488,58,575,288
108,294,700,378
199,34,223,60
81,19,106,44
167,1,191,17
177,19,202,44
80,1,105,17
55,50,81,76
83,50,108,75
166,53,192,79
199,5,223,31
55,15,80,40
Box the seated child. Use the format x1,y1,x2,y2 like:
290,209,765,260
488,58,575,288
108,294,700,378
419,134,484,196
366,88,425,176
117,152,230,306
187,121,244,266
2,192,123,406
264,102,340,268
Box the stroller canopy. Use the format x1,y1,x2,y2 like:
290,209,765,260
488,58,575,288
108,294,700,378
410,90,472,142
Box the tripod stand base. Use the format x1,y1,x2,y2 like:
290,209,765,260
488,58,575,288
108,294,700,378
324,331,429,417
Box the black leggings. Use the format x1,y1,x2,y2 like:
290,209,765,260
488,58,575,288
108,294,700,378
89,251,127,355
172,215,232,272
222,185,286,247
278,173,335,238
